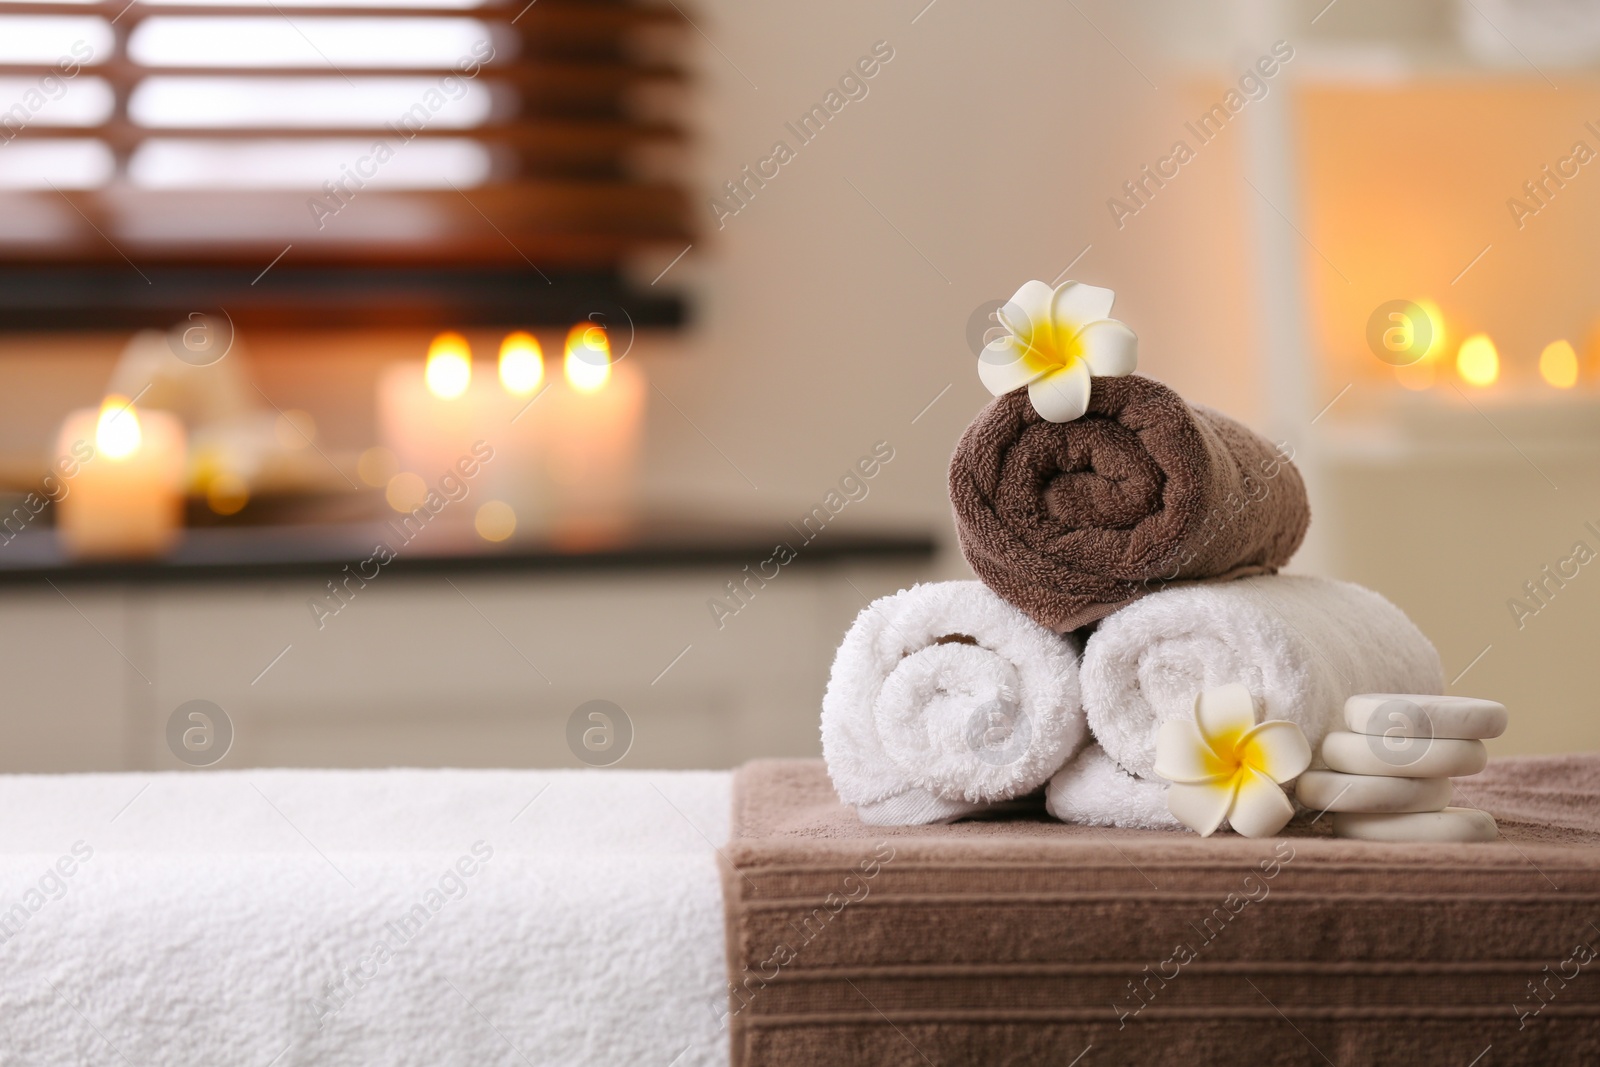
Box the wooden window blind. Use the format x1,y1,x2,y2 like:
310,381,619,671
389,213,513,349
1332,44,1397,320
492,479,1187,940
0,0,692,328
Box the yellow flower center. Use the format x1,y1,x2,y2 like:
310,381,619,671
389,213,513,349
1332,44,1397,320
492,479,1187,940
1015,316,1085,378
1233,729,1275,776
1198,729,1271,798
1185,725,1244,781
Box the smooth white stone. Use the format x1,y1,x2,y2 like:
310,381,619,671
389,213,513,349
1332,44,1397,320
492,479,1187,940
1295,770,1452,814
1344,693,1508,740
1320,730,1488,779
1332,807,1498,843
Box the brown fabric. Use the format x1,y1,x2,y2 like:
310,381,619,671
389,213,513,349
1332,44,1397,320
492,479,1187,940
948,375,1311,631
721,756,1600,1066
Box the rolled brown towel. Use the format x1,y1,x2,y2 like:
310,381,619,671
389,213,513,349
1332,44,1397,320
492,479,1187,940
948,374,1310,631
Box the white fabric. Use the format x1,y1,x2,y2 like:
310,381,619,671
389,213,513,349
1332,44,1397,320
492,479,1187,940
0,768,732,1067
856,788,988,826
1057,575,1443,828
1045,744,1179,830
821,581,1086,825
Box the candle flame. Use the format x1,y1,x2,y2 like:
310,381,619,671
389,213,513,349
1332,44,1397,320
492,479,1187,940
1413,298,1446,361
498,331,544,396
564,322,611,393
96,395,142,460
1456,333,1499,388
425,332,472,399
1540,339,1579,389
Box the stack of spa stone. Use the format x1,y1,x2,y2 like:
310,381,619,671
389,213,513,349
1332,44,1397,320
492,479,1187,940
1295,694,1508,842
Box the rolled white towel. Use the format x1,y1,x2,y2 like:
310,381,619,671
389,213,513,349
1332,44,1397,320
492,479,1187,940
1074,573,1442,806
1046,744,1179,830
822,581,1087,825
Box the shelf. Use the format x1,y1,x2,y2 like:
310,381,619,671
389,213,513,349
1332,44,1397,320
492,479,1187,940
0,266,688,332
0,516,939,585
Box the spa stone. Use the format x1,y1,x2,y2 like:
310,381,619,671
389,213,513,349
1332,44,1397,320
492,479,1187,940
1344,693,1507,741
1332,807,1499,843
1295,770,1451,814
1320,730,1488,778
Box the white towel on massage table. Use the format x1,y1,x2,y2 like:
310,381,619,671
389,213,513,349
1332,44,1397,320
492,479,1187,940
821,580,1086,825
0,768,732,1066
1048,574,1442,828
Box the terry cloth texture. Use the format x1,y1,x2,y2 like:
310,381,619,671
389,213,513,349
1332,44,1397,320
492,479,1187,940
719,756,1600,1067
0,768,732,1067
820,581,1086,825
1045,742,1179,830
1079,573,1444,784
948,375,1311,631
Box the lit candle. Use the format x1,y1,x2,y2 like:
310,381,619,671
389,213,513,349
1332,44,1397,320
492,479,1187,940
379,331,556,538
498,331,544,396
425,331,472,398
544,322,646,540
1394,298,1445,392
1456,333,1499,388
378,332,491,492
478,330,551,537
55,396,186,558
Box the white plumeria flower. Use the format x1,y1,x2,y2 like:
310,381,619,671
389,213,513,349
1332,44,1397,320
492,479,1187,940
978,279,1138,422
1154,683,1311,838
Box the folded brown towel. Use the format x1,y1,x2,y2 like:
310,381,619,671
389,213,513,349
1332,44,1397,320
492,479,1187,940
949,375,1312,631
719,757,1600,1067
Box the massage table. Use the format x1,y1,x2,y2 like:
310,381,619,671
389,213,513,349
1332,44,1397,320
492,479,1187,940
723,755,1600,1065
0,768,730,1066
0,756,1594,1065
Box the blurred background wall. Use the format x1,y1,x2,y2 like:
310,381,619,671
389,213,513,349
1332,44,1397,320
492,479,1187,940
0,0,1595,770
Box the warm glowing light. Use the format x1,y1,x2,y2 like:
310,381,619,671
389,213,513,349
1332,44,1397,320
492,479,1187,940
1456,333,1499,388
564,322,611,393
96,396,142,460
474,499,516,542
385,471,427,512
1540,339,1579,389
425,332,471,399
498,331,544,395
206,472,249,515
1413,298,1446,361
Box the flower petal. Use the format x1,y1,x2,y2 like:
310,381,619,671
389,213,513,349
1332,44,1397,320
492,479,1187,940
1194,683,1257,756
1226,767,1296,837
977,336,1048,396
1238,719,1312,784
1077,319,1138,378
1051,281,1116,330
997,280,1054,340
1027,359,1091,423
1153,718,1233,784
1167,779,1237,837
